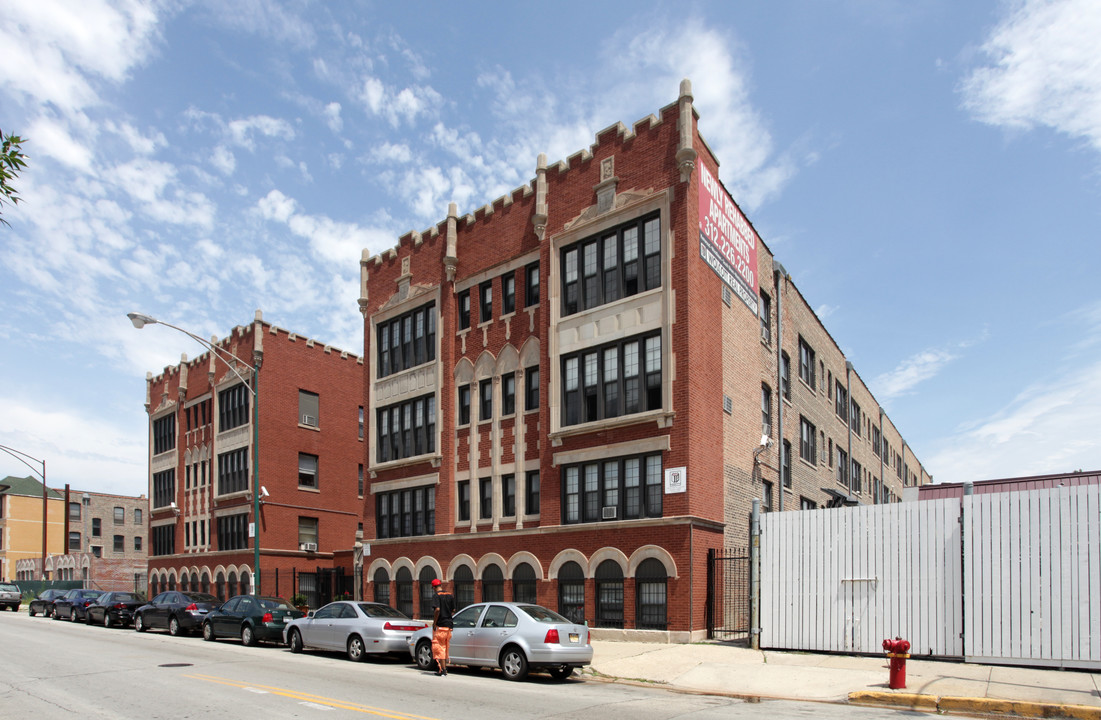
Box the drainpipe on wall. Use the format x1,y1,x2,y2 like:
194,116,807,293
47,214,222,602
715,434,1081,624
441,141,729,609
774,263,788,511
846,361,854,497
879,407,885,504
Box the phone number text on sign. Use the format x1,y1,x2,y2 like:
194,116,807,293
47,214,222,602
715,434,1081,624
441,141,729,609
698,163,758,311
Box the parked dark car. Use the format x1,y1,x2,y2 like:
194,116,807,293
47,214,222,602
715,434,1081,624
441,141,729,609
135,591,221,636
201,595,304,646
85,591,146,628
27,588,68,617
0,582,20,611
53,589,104,622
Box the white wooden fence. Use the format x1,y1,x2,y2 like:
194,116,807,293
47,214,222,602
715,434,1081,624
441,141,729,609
964,485,1101,668
759,484,1101,669
760,498,962,656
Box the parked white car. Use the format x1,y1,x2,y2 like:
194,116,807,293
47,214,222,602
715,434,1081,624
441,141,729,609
408,602,592,681
284,600,427,661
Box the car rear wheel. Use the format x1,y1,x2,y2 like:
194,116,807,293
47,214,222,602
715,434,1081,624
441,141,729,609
548,665,573,681
347,635,366,662
202,622,215,641
28,607,36,617
241,624,257,647
168,616,182,636
135,614,146,632
103,612,112,628
500,647,529,681
415,639,434,670
288,629,303,653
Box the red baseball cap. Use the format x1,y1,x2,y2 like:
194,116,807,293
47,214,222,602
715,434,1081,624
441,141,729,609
431,578,441,586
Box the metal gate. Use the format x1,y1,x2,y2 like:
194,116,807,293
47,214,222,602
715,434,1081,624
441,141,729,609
706,547,750,640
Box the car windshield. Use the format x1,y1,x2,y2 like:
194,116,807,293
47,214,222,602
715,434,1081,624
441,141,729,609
258,597,295,611
0,584,17,592
519,605,571,623
184,593,219,603
358,603,407,619
84,591,103,598
113,593,141,602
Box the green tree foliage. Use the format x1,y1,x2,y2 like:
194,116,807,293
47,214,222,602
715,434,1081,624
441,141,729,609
1,129,28,227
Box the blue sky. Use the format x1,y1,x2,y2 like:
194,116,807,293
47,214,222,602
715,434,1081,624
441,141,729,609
2,0,1100,498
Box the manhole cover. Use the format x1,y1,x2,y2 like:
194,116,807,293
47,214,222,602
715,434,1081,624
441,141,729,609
159,663,193,668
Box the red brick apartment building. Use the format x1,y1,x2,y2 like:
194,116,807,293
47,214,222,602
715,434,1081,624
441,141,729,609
141,312,365,606
357,80,931,640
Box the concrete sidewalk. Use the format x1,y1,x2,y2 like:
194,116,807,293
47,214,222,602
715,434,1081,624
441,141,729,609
584,640,1101,718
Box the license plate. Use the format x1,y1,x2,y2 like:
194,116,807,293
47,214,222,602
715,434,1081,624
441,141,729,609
569,633,579,643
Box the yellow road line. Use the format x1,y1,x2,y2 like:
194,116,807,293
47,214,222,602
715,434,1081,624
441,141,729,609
184,673,440,719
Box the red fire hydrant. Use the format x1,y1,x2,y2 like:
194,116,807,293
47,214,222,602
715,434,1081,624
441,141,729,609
882,637,910,689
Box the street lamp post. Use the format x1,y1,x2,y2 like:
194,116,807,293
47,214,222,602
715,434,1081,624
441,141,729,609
0,444,48,579
128,312,264,595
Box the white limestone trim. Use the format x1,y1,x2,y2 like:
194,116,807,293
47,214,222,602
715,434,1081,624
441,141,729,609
552,434,671,468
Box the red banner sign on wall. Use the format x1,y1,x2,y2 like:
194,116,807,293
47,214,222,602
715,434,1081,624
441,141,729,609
698,164,759,314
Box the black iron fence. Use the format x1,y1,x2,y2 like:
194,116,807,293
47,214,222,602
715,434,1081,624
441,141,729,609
706,547,750,641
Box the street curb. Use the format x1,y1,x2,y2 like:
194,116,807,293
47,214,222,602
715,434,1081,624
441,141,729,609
849,691,1101,719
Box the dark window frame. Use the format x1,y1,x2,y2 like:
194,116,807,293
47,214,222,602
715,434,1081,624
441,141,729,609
562,452,662,524
375,485,435,539
560,211,661,318
561,331,661,427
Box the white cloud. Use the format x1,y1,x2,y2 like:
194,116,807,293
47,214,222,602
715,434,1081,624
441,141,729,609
110,158,216,228
960,0,1101,152
355,76,442,127
928,358,1101,483
211,145,236,175
227,115,296,151
26,115,95,173
366,142,413,165
0,0,162,114
324,101,343,133
257,189,394,265
105,120,166,155
873,347,958,400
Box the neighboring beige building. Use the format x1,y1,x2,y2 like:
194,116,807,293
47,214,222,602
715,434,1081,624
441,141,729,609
14,488,148,592
1,476,64,582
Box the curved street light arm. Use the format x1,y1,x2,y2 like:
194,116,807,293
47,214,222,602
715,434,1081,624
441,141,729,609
128,313,256,394
0,443,46,480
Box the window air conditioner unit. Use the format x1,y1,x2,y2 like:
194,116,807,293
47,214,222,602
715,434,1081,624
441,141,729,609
761,326,770,342
602,506,617,520
300,542,318,552
301,414,316,426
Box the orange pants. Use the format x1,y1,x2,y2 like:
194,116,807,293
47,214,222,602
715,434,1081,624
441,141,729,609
432,626,452,661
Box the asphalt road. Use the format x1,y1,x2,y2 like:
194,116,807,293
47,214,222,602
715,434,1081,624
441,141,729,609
1,609,919,719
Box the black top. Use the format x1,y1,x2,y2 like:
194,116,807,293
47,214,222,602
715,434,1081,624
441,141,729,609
432,591,456,628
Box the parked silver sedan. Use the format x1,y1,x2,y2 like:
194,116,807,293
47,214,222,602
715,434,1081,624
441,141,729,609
408,602,592,681
284,601,428,661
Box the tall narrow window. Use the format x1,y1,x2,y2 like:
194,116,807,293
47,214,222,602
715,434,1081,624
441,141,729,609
525,367,539,410
799,417,817,464
759,290,772,344
502,272,515,314
299,390,319,427
563,248,579,315
458,385,471,426
798,337,816,389
458,290,470,330
781,351,791,399
557,561,585,625
502,474,515,516
479,280,493,323
502,373,515,415
594,560,624,629
636,558,668,630
582,241,599,309
479,477,492,519
457,481,470,522
479,378,493,421
525,262,540,307
762,384,772,437
525,470,540,515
